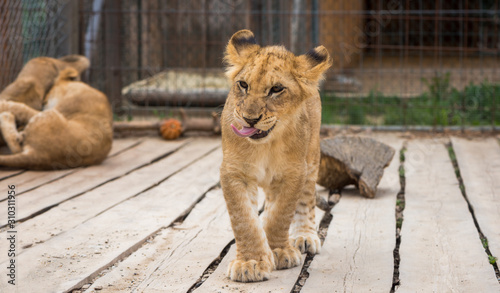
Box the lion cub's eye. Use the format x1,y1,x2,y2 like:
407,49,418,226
269,85,285,95
238,81,248,90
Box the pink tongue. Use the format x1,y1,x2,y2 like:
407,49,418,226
231,124,258,138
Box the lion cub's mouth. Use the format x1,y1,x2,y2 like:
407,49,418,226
230,124,276,140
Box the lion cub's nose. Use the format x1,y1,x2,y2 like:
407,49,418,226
243,115,262,127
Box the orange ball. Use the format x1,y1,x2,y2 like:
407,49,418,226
160,118,183,140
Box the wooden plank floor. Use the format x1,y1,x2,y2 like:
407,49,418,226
0,135,498,293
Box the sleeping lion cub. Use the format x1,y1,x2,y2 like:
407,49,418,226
0,55,90,110
220,30,332,282
0,55,90,147
0,68,113,170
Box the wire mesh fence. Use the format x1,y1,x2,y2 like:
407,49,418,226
0,0,498,129
0,0,77,88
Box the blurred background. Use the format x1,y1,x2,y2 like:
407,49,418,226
0,0,499,130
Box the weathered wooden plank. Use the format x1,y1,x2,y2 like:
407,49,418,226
88,188,324,293
87,188,265,292
106,136,145,157
88,188,233,292
302,137,403,293
0,138,220,264
198,248,306,293
0,147,222,293
0,169,24,181
451,137,500,265
0,137,140,188
196,201,326,293
0,138,189,226
397,139,499,292
0,137,142,200
0,169,75,198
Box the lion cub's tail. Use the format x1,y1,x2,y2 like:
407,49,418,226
0,149,48,170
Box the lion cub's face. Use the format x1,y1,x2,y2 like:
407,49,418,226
224,30,332,142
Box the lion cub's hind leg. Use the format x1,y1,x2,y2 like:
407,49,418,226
0,112,23,153
289,177,322,254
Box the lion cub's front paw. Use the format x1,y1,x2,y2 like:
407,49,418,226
272,245,301,270
227,257,274,282
291,232,321,254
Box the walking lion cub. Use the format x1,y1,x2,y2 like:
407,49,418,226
220,30,332,282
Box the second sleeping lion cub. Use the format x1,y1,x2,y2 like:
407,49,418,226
0,68,113,169
220,30,332,282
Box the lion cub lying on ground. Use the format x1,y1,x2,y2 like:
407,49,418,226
0,68,113,170
0,55,90,148
220,30,332,282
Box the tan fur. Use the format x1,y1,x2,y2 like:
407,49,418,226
0,55,90,111
0,55,90,147
0,68,113,170
220,30,332,282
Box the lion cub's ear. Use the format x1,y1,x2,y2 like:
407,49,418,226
224,30,260,80
57,68,80,82
297,45,333,83
58,55,90,74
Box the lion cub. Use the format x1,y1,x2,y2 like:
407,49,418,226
0,68,113,170
0,55,90,111
220,30,332,282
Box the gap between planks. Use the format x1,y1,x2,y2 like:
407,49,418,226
450,137,500,282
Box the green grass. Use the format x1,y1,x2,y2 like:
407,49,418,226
321,80,500,127
482,238,489,249
398,165,405,177
396,218,403,229
396,199,405,211
399,148,406,162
